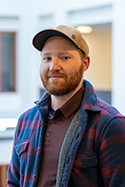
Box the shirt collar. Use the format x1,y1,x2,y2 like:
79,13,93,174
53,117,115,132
35,80,101,114
59,86,84,118
82,80,101,112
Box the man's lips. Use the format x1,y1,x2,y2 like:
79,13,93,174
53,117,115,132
49,75,64,78
48,75,64,80
47,73,65,79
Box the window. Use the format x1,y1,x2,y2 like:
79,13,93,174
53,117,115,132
0,32,16,92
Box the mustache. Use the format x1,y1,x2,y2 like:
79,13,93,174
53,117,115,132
46,72,66,77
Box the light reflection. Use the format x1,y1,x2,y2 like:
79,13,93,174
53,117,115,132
0,118,17,131
76,26,93,33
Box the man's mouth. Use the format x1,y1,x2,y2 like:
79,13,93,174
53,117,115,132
49,75,64,80
47,73,65,79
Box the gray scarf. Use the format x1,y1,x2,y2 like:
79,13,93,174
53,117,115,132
56,108,82,187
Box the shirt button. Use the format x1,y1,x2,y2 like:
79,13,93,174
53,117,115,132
40,121,43,127
79,162,83,168
37,147,40,152
49,119,54,124
46,132,50,137
32,174,36,179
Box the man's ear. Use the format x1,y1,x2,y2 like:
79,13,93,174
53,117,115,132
83,56,90,72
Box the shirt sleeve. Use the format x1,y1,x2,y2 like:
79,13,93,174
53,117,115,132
7,126,20,187
99,116,125,186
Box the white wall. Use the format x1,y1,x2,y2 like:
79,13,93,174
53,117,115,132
84,24,112,91
0,0,124,117
0,0,125,163
0,138,14,165
111,0,125,114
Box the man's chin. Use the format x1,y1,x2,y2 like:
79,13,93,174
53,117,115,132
46,86,68,96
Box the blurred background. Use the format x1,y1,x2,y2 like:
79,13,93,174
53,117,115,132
0,0,125,186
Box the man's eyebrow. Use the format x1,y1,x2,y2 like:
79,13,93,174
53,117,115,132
41,51,73,56
41,52,51,56
58,52,74,56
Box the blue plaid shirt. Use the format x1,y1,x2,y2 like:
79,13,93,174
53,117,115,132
7,80,125,187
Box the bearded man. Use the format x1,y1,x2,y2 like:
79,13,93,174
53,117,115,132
7,25,125,187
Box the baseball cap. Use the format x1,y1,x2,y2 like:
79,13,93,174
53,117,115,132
32,25,89,55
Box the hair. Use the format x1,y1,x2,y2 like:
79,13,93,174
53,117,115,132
77,49,86,61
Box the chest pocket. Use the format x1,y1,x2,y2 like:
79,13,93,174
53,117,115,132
15,140,29,179
73,152,98,169
69,152,100,187
15,140,29,156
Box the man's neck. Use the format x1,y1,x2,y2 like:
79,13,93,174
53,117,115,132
50,83,82,110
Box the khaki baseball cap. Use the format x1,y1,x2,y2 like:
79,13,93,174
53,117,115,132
32,25,89,55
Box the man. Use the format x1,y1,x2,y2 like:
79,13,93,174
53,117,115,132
7,25,125,187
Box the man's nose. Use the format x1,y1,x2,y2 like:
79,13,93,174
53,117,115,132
49,57,61,71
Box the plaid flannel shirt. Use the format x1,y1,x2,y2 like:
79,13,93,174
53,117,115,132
7,80,125,187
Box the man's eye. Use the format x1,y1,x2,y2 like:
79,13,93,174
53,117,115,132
62,56,70,60
44,57,51,61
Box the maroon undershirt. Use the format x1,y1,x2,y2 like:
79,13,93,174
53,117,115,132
37,86,84,187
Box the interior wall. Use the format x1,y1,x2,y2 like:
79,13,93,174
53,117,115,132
84,24,112,91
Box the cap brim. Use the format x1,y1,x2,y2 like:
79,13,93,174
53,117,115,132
32,29,71,51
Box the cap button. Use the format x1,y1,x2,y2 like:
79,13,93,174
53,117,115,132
71,34,76,39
